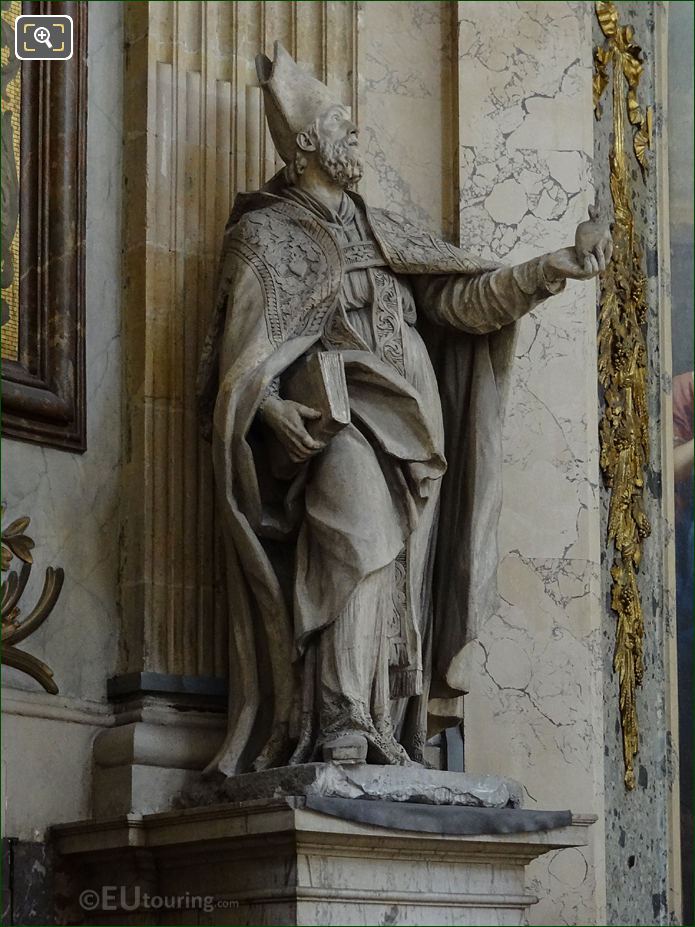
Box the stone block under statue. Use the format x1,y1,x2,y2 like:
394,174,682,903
54,763,594,926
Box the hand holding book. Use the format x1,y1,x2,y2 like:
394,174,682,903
260,397,326,464
259,352,351,465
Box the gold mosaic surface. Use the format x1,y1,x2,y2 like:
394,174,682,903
2,0,22,362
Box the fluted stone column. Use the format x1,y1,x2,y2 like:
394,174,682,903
118,0,357,684
96,0,359,816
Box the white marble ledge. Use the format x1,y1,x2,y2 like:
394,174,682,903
0,685,112,726
54,799,595,857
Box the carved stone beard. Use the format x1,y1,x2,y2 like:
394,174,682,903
316,136,364,189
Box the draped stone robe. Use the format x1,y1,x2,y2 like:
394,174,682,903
197,177,565,776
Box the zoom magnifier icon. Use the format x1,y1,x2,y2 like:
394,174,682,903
33,26,53,49
15,14,73,60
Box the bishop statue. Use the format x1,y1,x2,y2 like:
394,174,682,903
197,42,612,777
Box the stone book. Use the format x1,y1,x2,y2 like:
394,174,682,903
284,351,351,442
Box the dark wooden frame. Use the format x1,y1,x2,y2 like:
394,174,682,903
2,1,87,452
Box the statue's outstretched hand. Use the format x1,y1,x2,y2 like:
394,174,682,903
540,205,613,283
260,396,325,463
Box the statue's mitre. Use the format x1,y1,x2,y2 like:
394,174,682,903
255,41,337,163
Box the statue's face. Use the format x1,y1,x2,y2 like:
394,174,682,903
311,105,363,188
316,105,359,150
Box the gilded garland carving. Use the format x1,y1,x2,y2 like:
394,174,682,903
1,507,64,694
594,1,651,791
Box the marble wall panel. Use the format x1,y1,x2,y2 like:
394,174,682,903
1,704,104,840
455,3,607,924
358,1,457,237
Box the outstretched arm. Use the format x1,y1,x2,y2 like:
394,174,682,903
415,209,612,335
414,258,565,334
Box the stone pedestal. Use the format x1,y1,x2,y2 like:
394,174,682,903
54,800,593,926
92,674,226,818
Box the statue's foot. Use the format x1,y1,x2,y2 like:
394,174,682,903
322,732,368,765
315,705,417,767
320,729,403,767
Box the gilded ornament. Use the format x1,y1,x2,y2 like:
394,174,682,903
594,0,652,790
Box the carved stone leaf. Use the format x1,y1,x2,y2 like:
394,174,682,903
5,534,34,564
3,515,30,537
2,514,35,569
